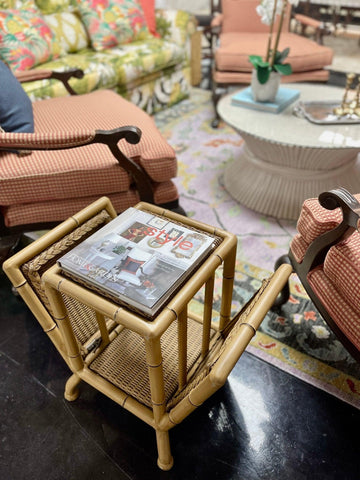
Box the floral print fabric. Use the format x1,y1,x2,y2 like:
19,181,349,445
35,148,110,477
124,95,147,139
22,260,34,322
0,8,62,70
44,12,89,53
35,0,77,14
0,0,38,9
76,0,149,52
13,8,194,115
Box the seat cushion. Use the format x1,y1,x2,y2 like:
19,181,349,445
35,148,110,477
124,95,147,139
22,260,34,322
215,32,333,73
290,194,360,262
324,232,360,313
0,90,176,208
1,180,178,227
213,68,330,84
307,266,360,350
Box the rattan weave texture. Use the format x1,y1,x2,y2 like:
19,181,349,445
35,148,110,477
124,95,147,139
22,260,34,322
90,317,214,408
21,210,111,343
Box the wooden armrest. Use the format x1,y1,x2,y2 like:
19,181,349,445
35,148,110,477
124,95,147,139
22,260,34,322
0,126,155,204
0,129,97,150
293,13,330,43
294,13,323,29
290,188,360,274
14,69,84,95
211,13,223,28
319,188,360,231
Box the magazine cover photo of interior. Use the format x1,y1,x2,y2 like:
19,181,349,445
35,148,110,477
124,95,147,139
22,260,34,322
58,208,218,317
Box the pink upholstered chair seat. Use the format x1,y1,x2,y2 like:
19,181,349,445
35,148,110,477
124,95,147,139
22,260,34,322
3,182,177,227
215,32,333,74
0,90,178,228
288,192,360,354
210,0,334,127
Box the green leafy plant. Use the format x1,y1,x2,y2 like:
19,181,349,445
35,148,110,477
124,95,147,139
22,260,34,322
249,48,292,84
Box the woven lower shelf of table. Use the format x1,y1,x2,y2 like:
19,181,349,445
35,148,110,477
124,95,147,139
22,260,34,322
89,316,216,408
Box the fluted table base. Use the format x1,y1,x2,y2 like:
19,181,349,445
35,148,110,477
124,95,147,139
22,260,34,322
218,84,360,221
224,144,360,220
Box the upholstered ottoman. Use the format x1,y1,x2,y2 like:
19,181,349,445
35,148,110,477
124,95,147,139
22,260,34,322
0,89,179,232
285,189,360,360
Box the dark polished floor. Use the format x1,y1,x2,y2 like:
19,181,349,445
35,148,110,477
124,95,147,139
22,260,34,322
1,68,359,479
1,264,359,480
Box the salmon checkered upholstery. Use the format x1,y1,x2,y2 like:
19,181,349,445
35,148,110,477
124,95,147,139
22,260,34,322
308,266,360,350
290,193,360,351
2,181,178,227
324,233,360,313
0,90,178,227
290,194,360,263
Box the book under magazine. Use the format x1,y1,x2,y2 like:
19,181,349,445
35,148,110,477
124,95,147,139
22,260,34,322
58,207,221,318
231,86,300,114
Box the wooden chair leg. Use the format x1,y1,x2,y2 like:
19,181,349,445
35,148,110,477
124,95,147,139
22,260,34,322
64,373,82,401
211,82,223,129
156,429,174,471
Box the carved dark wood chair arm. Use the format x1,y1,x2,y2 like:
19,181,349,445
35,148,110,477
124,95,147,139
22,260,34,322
297,188,360,274
0,126,154,206
274,188,360,360
14,68,85,95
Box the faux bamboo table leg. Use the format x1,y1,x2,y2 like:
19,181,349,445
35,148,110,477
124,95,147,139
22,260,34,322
64,373,82,401
155,430,173,471
145,337,174,470
219,241,236,330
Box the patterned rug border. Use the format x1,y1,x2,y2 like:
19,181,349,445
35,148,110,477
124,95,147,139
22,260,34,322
189,294,360,409
247,332,360,409
235,260,360,408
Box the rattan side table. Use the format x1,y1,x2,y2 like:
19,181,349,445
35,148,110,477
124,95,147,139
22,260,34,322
5,197,292,470
42,201,237,470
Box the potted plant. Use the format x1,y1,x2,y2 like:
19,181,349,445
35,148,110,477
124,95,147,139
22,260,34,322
249,0,299,102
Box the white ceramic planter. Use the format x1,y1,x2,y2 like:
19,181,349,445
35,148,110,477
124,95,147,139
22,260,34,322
251,69,281,103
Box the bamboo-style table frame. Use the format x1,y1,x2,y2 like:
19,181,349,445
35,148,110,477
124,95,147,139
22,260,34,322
3,198,292,470
42,201,237,470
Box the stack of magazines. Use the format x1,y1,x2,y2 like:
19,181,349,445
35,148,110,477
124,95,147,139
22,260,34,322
58,207,221,318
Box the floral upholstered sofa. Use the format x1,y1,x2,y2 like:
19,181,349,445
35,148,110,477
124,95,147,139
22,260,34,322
0,0,199,114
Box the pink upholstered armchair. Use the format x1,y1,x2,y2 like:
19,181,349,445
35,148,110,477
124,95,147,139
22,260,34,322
210,0,334,126
0,68,182,262
276,188,360,362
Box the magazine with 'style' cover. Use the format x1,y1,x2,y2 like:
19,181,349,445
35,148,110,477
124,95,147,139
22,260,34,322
57,207,220,318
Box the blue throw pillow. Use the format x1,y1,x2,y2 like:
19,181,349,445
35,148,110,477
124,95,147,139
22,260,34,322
0,61,34,133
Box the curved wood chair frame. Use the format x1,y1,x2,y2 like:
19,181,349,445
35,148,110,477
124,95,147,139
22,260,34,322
275,187,360,362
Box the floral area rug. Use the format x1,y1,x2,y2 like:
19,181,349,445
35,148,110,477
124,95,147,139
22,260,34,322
153,88,360,408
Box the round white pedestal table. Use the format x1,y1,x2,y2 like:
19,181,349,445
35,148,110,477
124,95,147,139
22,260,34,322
217,83,360,220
